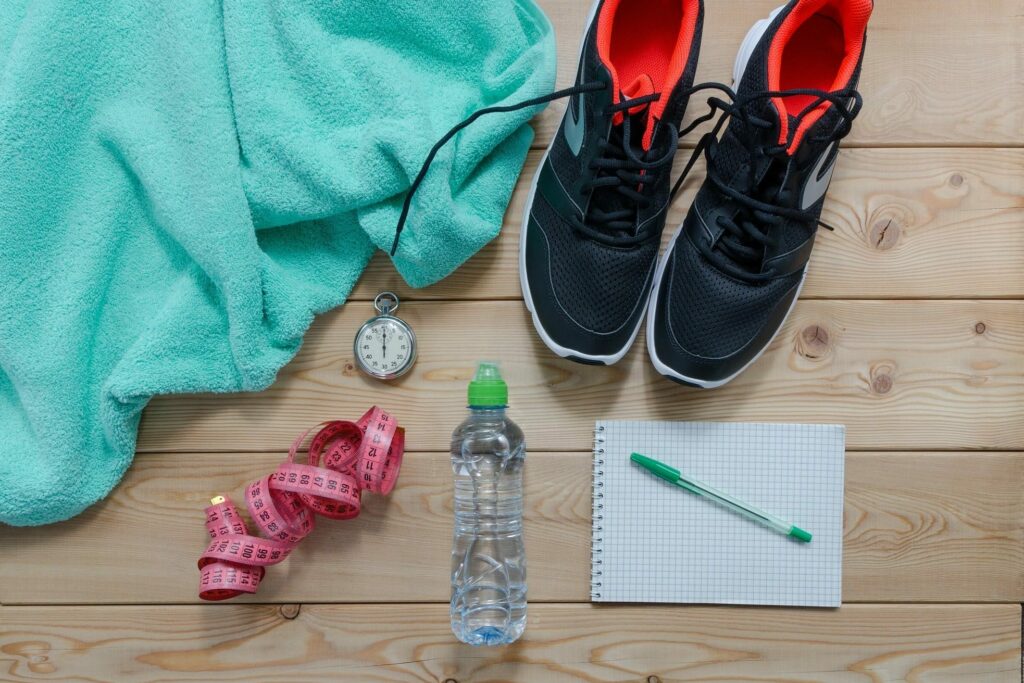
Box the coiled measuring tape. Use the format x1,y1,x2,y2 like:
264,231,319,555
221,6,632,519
197,406,404,601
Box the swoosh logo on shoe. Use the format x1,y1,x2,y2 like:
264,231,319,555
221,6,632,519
800,142,838,210
563,70,586,156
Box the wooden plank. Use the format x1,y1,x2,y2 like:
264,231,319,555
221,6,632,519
352,148,1024,301
2,452,1019,605
0,604,1018,682
530,0,1024,148
139,300,1024,453
842,453,1024,603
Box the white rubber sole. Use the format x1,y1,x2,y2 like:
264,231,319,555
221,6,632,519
646,3,798,390
732,5,786,88
519,0,647,366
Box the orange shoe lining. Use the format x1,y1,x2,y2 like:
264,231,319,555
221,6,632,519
768,0,872,153
596,0,700,148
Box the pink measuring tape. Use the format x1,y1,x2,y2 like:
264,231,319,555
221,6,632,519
197,406,404,601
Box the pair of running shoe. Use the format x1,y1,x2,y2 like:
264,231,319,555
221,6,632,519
520,0,872,387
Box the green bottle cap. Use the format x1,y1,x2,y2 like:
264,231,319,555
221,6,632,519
468,362,508,407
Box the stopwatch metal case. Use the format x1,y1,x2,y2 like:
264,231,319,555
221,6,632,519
353,292,417,380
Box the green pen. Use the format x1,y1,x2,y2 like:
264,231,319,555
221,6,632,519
630,452,812,543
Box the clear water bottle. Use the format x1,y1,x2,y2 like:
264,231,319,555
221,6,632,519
450,362,526,646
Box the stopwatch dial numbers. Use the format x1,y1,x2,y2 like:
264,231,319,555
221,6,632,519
358,320,411,374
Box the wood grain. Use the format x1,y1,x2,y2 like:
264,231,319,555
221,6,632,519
1,604,1018,682
531,0,1024,148
1,452,1020,605
4,3,1021,679
352,148,1024,301
138,300,1024,454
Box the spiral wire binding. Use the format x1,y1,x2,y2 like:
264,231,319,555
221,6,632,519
591,423,606,600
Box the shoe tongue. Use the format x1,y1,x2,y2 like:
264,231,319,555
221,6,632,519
786,99,845,147
619,73,661,150
621,73,655,113
739,80,843,156
745,23,850,154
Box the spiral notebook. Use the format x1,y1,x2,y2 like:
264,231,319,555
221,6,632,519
592,421,845,607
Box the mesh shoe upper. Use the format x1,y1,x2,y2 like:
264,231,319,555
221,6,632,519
666,235,801,358
533,193,659,334
650,0,871,383
522,0,704,359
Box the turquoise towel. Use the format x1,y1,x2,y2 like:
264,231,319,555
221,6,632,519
0,0,555,525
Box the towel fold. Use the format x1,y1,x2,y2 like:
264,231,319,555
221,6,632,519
0,0,556,525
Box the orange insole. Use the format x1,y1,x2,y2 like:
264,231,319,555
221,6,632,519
607,0,683,97
779,13,845,113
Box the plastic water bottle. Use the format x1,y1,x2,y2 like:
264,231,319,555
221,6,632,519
450,362,527,646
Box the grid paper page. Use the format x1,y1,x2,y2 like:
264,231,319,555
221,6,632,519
592,421,845,607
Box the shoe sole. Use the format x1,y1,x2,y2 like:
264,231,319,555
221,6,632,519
732,5,786,89
646,3,800,390
519,0,647,366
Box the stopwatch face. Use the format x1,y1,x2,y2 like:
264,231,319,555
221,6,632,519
353,315,417,380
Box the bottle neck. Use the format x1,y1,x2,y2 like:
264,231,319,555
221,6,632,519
468,406,507,414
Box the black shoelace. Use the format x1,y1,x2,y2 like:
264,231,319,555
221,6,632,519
670,84,863,283
390,80,862,270
390,81,674,255
572,93,678,244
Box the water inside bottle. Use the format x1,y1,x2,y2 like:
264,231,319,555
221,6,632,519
450,403,526,646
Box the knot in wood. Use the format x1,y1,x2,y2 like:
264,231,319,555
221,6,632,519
871,372,894,395
799,324,831,359
869,218,901,251
869,360,897,395
279,604,301,620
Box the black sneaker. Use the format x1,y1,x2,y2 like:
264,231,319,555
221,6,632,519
648,0,872,387
520,0,703,364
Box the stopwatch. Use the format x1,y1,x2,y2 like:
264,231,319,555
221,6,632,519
353,292,417,380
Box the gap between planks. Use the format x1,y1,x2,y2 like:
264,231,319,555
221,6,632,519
135,448,1024,454
527,141,1024,151
342,295,1024,303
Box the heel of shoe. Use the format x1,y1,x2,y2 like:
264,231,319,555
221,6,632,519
733,5,787,88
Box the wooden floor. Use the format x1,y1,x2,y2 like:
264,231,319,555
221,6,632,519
3,1,1022,681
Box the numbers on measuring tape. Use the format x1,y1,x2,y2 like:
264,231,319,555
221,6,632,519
198,407,405,601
